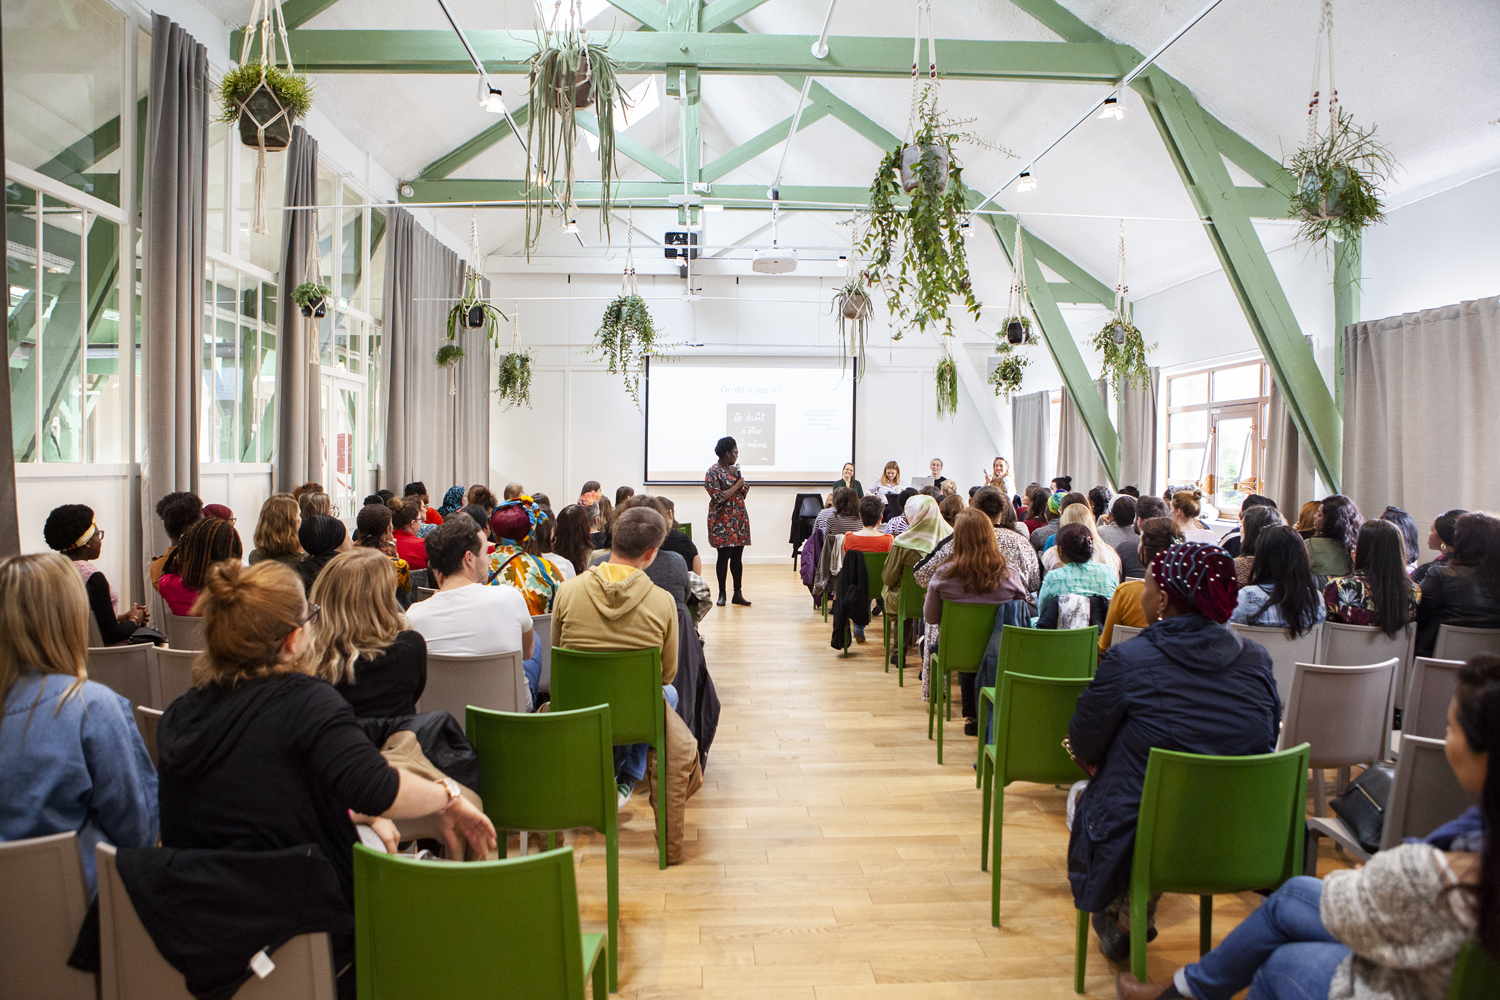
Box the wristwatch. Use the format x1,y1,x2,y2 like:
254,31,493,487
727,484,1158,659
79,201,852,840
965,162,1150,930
436,777,462,813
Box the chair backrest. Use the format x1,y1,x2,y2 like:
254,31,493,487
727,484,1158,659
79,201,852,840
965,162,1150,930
1318,621,1415,713
96,844,335,1000
532,614,553,695
88,611,105,649
898,567,925,616
1381,734,1476,850
997,624,1097,679
1229,622,1322,706
1404,657,1466,741
861,550,888,588
994,672,1091,787
418,650,527,729
353,845,590,1000
937,601,1003,672
415,587,438,603
161,610,205,651
1448,941,1500,1000
1435,624,1500,662
151,647,198,709
466,705,614,836
1280,659,1399,769
0,832,95,1000
549,647,664,746
1133,744,1310,898
133,706,164,767
676,522,691,540
88,643,156,712
1108,625,1143,647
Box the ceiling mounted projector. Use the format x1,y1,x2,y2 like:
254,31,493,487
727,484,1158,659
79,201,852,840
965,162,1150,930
752,247,798,274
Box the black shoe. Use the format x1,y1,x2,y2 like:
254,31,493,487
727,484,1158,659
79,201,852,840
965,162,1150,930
1092,911,1130,965
963,719,978,736
732,593,752,606
716,593,727,607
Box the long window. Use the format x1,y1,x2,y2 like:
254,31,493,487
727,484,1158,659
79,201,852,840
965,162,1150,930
1164,360,1271,514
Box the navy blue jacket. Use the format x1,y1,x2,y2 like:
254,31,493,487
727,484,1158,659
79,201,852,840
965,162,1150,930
1066,614,1280,912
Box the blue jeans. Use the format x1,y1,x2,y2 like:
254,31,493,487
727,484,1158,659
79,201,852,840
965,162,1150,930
524,650,543,710
616,685,680,785
1180,877,1348,1000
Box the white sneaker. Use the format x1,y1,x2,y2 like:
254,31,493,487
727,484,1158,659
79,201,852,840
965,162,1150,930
616,781,633,811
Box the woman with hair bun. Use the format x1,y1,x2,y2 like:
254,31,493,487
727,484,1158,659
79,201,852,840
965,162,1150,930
1170,490,1219,545
295,514,351,594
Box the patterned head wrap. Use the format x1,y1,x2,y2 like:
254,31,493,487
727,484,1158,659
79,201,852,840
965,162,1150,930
438,486,466,517
490,496,546,544
893,495,952,556
1047,491,1067,515
1149,541,1240,624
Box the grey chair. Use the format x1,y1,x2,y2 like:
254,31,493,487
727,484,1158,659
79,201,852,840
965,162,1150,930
1279,658,1399,815
1434,625,1500,662
1403,657,1465,741
417,650,528,730
415,587,438,603
0,832,96,1000
1318,622,1415,709
161,610,205,651
133,706,164,768
533,613,553,695
1107,625,1143,648
1230,622,1323,707
152,648,198,709
96,844,336,1000
88,644,157,714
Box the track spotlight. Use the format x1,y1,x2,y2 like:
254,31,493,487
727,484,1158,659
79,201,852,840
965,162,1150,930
1016,169,1037,192
479,81,506,114
1097,94,1124,120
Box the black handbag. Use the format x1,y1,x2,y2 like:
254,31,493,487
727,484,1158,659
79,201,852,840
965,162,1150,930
1327,761,1396,854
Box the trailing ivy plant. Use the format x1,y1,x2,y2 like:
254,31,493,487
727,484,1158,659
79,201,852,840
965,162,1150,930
496,348,535,409
438,267,508,369
1089,319,1155,391
988,341,1031,401
1287,106,1394,265
935,354,959,421
831,275,872,381
592,293,672,409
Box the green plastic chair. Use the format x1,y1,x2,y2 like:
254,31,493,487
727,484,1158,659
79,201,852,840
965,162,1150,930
465,705,620,991
863,551,890,659
353,845,607,1000
892,567,926,687
929,601,1003,764
981,671,1090,926
676,522,691,540
975,625,1097,787
1074,743,1311,991
1449,941,1500,999
550,647,669,870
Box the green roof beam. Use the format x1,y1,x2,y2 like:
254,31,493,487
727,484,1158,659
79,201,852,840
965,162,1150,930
575,109,682,181
604,0,667,31
700,103,829,182
279,0,346,31
699,0,773,32
415,104,531,181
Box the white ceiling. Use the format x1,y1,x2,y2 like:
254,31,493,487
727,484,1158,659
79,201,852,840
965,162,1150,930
196,0,1500,304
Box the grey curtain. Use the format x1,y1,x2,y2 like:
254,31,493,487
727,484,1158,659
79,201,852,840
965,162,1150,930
381,208,483,493
1011,390,1051,492
1057,380,1110,491
274,127,322,492
1343,296,1500,538
138,14,207,567
1265,378,1317,516
0,21,17,556
1117,367,1159,495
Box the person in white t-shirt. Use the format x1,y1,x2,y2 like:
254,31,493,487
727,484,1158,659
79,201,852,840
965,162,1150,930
405,513,538,707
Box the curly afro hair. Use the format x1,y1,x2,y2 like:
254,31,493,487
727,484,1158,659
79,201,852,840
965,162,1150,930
44,504,96,552
155,491,204,541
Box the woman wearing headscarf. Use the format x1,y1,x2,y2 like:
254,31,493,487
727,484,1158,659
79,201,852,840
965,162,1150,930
881,495,953,663
487,498,569,615
1066,542,1280,966
436,486,467,521
295,514,351,594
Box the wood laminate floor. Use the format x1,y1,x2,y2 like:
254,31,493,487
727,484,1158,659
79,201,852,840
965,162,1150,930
553,564,1350,999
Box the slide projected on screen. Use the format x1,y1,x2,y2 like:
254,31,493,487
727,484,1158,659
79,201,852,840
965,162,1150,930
645,357,855,483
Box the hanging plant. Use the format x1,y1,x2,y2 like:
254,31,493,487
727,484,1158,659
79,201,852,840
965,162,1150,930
934,352,959,421
831,274,872,381
292,280,329,318
1089,222,1155,390
524,22,628,256
1000,315,1031,346
593,293,671,409
439,219,508,369
989,341,1031,401
496,348,535,409
216,63,313,150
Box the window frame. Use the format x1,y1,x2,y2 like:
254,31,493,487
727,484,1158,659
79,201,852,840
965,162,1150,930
1163,360,1271,514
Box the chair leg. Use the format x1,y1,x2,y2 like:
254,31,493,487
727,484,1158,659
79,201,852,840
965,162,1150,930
975,694,989,789
1074,910,1088,993
1130,888,1150,984
990,779,1006,927
655,735,668,871
927,654,939,739
607,827,619,992
946,669,954,721
979,753,993,872
883,605,891,672
1199,895,1212,957
896,617,905,687
1312,768,1328,816
936,663,946,765
592,937,609,1000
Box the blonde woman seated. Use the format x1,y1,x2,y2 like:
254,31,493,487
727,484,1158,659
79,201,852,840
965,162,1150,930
248,493,303,568
1042,500,1122,579
309,548,427,718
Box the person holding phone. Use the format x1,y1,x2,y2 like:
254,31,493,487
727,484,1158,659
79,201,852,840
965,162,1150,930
706,436,752,607
983,457,1011,497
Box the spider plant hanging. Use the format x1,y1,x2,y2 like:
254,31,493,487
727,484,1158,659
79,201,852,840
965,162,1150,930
495,313,535,410
934,346,959,422
831,255,873,381
1089,222,1155,390
439,217,508,369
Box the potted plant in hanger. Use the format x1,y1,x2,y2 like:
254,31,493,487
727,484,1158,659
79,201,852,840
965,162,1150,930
988,340,1031,402
1089,315,1155,390
593,285,671,410
438,266,507,369
831,273,872,380
1000,314,1031,346
496,348,535,409
217,63,313,151
292,280,329,318
934,350,959,421
1288,105,1393,262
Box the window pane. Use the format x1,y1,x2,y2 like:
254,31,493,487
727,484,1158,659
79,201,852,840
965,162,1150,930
1213,415,1255,512
1169,372,1207,407
255,305,277,462
41,196,83,462
1168,448,1205,482
333,311,350,371
4,0,125,206
201,271,215,460
316,311,333,367
340,185,364,308
1168,410,1207,444
84,215,125,463
346,315,364,375
1212,363,1261,402
207,120,228,253
317,172,337,287
239,318,258,461
8,183,40,461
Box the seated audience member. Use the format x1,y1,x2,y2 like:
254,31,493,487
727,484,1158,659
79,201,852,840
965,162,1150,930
1069,542,1278,964
1119,654,1499,1000
376,489,396,504
459,503,493,543
615,485,635,506
1119,486,1141,499
1234,504,1286,586
404,482,443,526
1170,489,1219,545
587,497,693,612
159,515,244,616
355,503,411,599
1052,475,1074,495
1219,493,1275,557
578,480,603,508
467,484,499,513
915,488,1038,592
1415,508,1468,590
524,506,572,582
845,495,896,555
651,496,701,575
553,506,681,806
298,490,333,519
202,503,235,524
1043,501,1123,578
488,499,569,614
1098,495,1138,551
1117,496,1168,579
1088,485,1113,521
309,549,426,718
1031,491,1079,552
156,559,496,987
531,492,552,512
44,504,149,645
436,486,467,521
1325,519,1421,634
402,492,438,539
406,515,538,706
1037,523,1119,628
553,504,595,577
1231,524,1325,635
291,481,324,501
1307,494,1363,578
591,497,615,549
1022,485,1050,535
502,482,524,502
249,494,303,568
1379,505,1422,574
940,479,959,498
1294,499,1321,539
938,493,964,525
923,509,1028,730
391,496,428,570
0,552,158,892
150,491,204,588
1099,517,1180,653
882,495,952,614
296,514,351,594
824,487,864,536
1416,511,1500,657
882,487,921,535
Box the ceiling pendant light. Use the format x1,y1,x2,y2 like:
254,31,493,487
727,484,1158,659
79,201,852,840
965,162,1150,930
1016,169,1037,192
1097,93,1124,120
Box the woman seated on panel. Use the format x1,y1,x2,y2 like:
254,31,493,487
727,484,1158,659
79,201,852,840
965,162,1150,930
0,553,158,894
1098,518,1181,653
922,509,1027,733
44,504,151,646
296,514,352,594
248,493,304,569
158,515,244,617
1233,504,1285,587
1415,508,1468,590
1117,653,1499,1000
1230,524,1326,636
308,548,427,719
833,462,863,498
1325,519,1421,635
1306,494,1363,579
871,461,904,505
1170,489,1220,546
1036,523,1119,630
1416,512,1500,658
1042,500,1123,579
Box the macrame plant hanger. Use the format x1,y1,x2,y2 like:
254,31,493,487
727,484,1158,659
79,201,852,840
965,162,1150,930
454,212,484,397
620,204,639,302
1305,0,1338,162
1003,223,1033,345
303,203,323,365
902,0,938,146
1112,221,1132,339
237,0,296,234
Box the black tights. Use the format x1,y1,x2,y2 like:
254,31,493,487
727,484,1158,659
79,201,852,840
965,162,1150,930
715,545,745,594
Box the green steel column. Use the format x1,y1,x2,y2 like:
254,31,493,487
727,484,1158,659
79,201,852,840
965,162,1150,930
1333,239,1360,415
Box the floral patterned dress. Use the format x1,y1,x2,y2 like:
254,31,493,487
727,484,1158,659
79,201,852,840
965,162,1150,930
705,463,751,549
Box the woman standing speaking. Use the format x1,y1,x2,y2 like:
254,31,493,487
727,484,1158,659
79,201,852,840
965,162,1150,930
706,436,752,607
